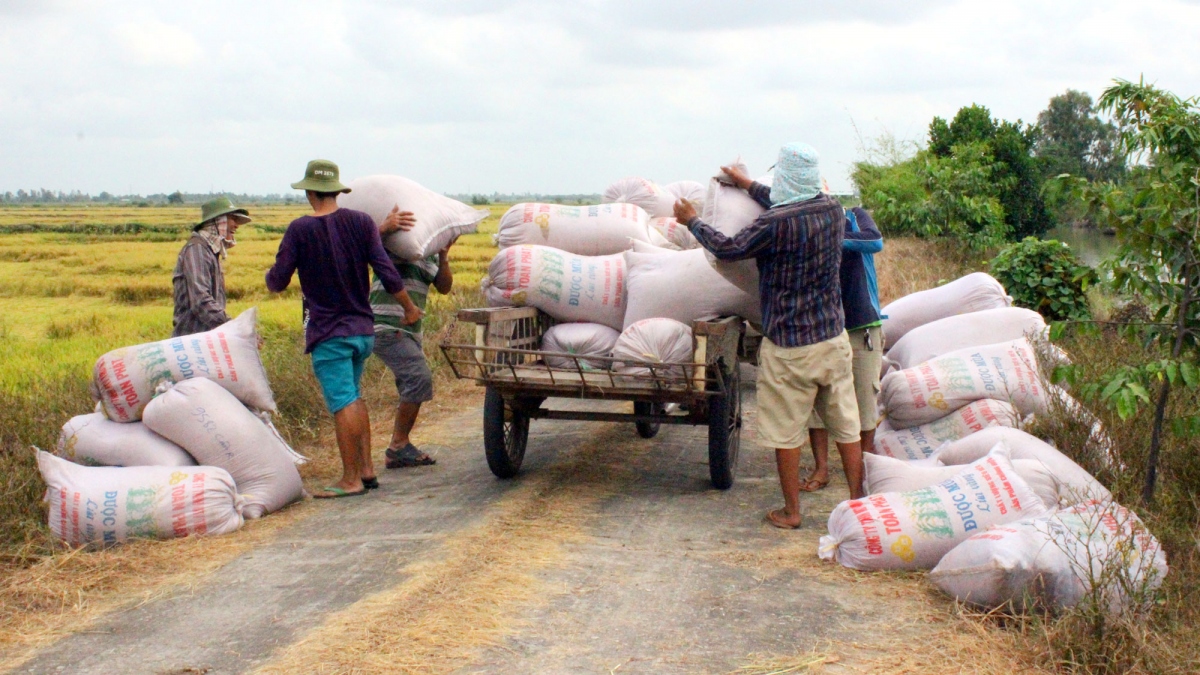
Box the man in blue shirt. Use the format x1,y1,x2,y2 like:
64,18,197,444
803,207,884,492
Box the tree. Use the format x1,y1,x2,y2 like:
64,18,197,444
1059,78,1200,504
929,104,1052,239
1035,90,1125,183
167,191,184,205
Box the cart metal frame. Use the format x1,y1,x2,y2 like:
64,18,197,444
440,307,745,489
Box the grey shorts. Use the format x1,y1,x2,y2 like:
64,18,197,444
373,330,433,404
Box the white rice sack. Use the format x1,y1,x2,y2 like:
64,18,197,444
883,307,1046,376
880,338,1048,429
819,447,1049,571
695,160,764,300
143,378,303,519
482,245,627,330
90,308,275,423
340,175,488,262
603,177,677,218
623,248,761,329
648,216,699,250
496,203,651,256
931,500,1168,612
541,323,621,370
628,239,677,254
39,450,243,547
612,318,693,379
882,273,1013,351
57,413,195,468
663,180,706,211
864,445,1059,511
874,399,1022,460
701,158,764,237
932,426,1111,504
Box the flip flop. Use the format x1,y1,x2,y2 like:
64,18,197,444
766,509,802,530
386,444,436,469
362,477,380,490
799,478,829,493
314,486,368,499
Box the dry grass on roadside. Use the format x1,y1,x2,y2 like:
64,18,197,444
255,431,627,675
874,236,984,306
0,503,313,672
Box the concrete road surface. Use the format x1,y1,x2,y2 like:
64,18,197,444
16,364,933,674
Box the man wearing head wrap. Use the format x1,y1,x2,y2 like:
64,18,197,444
172,197,251,337
674,143,864,530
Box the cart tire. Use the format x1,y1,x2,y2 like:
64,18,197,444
483,387,529,479
707,360,742,490
634,401,661,439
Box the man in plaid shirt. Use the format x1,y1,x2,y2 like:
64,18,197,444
674,142,864,529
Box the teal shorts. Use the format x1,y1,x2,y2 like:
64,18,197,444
311,335,375,414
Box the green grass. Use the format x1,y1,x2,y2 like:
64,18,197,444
0,204,511,561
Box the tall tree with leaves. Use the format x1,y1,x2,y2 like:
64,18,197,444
1062,78,1200,504
1035,90,1125,182
930,104,1052,239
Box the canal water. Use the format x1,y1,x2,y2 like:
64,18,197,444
1045,225,1118,267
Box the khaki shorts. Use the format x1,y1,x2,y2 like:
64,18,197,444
808,325,883,433
756,332,860,449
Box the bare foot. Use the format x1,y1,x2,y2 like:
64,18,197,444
766,508,802,530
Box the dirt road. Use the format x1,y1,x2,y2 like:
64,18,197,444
14,365,961,674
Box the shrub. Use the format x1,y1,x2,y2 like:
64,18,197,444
991,237,1094,321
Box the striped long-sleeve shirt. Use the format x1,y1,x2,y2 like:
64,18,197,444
686,183,846,348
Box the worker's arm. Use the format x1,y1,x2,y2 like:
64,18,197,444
433,238,456,295
843,207,883,254
673,199,776,261
265,226,298,293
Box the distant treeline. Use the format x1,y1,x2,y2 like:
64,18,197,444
0,189,303,206
0,189,607,206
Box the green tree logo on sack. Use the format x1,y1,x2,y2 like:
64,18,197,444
535,248,564,304
903,487,955,539
124,486,159,539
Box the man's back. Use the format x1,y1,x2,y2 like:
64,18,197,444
266,207,402,352
753,192,846,348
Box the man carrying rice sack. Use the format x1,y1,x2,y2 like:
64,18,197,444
369,208,455,468
804,206,885,492
674,142,864,530
172,197,250,337
266,159,422,499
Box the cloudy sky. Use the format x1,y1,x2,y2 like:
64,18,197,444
3,0,1199,195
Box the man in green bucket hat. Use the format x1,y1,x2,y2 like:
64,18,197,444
267,159,422,498
171,196,251,337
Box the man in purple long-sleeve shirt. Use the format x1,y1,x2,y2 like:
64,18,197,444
266,159,421,498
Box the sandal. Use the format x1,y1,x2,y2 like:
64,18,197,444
385,443,436,469
799,477,829,493
362,476,380,490
314,486,368,499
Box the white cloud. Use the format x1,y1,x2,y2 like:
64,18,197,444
1,0,1199,195
112,19,203,68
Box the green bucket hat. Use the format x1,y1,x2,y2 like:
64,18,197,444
290,159,351,194
197,197,251,228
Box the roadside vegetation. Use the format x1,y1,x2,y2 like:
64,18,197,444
855,78,1200,674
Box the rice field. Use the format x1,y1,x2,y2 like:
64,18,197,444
0,203,508,557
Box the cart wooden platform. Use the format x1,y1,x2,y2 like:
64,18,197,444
440,307,745,489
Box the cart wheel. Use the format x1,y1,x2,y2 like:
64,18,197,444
634,401,661,439
707,360,742,490
483,387,529,479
